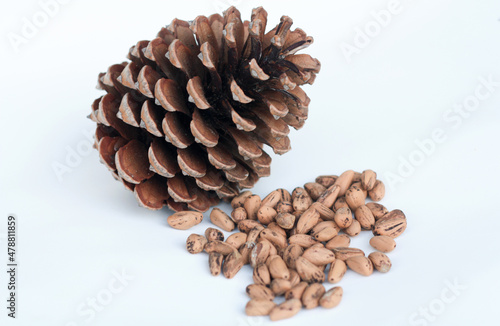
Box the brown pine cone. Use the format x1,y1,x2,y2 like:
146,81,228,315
89,6,320,212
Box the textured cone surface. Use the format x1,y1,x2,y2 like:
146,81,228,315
89,6,320,212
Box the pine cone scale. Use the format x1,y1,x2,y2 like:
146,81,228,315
90,6,320,212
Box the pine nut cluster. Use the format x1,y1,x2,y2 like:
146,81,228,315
168,170,407,321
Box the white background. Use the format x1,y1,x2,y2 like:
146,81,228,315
1,0,500,325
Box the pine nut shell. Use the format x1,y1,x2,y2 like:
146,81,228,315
302,246,336,266
245,299,277,316
226,232,247,249
253,263,271,286
186,234,207,254
368,252,392,273
205,227,224,241
368,180,385,201
369,235,396,253
320,286,343,308
345,256,373,276
325,234,351,250
295,256,325,283
327,259,347,283
296,207,320,234
269,299,302,321
361,169,377,190
246,284,275,301
333,247,365,261
302,283,325,309
366,202,389,220
210,208,235,231
285,281,308,300
167,211,203,230
208,252,223,276
373,215,407,238
334,207,353,229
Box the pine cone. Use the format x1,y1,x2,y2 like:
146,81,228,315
89,6,320,212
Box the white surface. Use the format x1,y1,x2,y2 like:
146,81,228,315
1,0,500,325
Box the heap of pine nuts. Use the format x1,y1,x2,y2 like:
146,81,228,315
168,170,407,321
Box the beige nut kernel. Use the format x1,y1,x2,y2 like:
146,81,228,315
269,299,302,321
369,235,396,253
355,205,376,230
325,234,351,250
285,281,308,300
333,247,365,261
245,299,277,316
231,190,253,209
226,232,247,249
368,180,385,201
320,286,343,309
368,252,392,273
205,227,224,242
302,283,326,309
257,206,277,225
345,256,374,276
231,206,248,223
295,257,325,283
327,259,347,283
208,252,223,276
344,219,361,237
276,212,296,230
186,234,207,254
167,211,203,230
366,202,389,220
361,169,377,190
296,207,321,234
210,208,235,232
243,194,261,220
253,263,271,286
304,182,327,200
246,284,275,301
334,207,353,229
